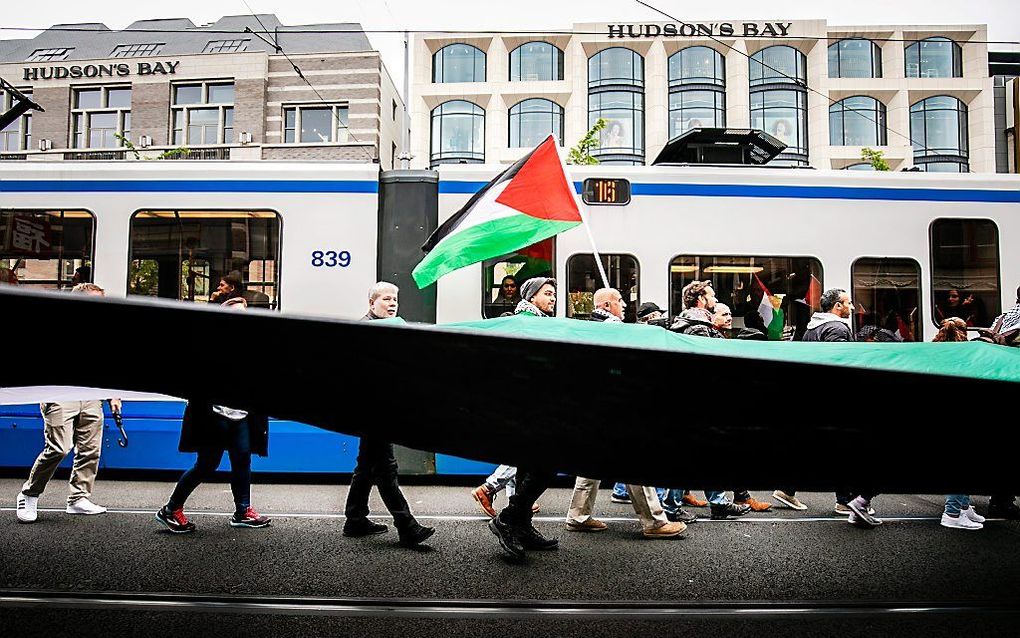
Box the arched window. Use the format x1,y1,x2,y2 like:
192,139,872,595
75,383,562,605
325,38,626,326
829,96,887,146
750,46,808,165
910,95,968,172
905,37,962,78
432,44,486,83
827,39,882,78
844,163,876,170
509,99,564,148
509,42,564,81
430,100,484,167
588,48,645,165
668,46,725,138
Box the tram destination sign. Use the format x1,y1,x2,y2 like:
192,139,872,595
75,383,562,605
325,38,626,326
23,60,180,81
608,22,793,38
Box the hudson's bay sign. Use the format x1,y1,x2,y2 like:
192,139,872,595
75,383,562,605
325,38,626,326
23,60,180,81
608,22,794,38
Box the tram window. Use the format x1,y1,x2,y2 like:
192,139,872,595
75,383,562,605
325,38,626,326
566,253,640,322
852,257,922,342
669,255,823,340
481,238,555,318
930,219,1000,328
0,210,94,289
128,210,281,309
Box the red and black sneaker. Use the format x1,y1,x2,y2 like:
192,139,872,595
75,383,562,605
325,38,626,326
155,506,196,534
230,506,271,528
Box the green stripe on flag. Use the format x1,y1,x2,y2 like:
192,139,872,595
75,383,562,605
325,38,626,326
412,215,578,288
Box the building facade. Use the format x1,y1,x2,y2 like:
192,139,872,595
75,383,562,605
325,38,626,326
411,20,996,172
0,15,404,167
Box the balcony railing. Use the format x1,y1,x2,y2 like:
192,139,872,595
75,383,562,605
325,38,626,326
63,150,126,160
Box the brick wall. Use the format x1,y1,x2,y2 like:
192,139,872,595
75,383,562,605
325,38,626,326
131,82,170,146
31,86,69,148
234,78,267,144
261,144,377,161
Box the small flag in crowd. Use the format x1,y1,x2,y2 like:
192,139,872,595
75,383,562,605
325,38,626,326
412,135,581,289
754,274,786,341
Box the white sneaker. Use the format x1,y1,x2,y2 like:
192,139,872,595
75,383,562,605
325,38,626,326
961,506,986,524
941,512,982,530
66,498,107,515
16,492,38,523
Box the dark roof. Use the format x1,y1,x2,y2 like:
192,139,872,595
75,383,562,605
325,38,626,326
652,128,787,166
989,50,1020,77
1,14,372,63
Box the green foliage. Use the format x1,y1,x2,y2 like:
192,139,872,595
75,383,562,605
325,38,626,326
128,259,159,296
114,132,191,160
861,147,891,171
567,118,607,166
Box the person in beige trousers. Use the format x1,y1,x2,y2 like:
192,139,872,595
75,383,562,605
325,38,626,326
16,282,118,523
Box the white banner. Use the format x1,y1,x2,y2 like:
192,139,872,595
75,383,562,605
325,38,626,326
0,385,182,405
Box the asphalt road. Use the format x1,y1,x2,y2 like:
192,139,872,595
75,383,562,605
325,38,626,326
1,479,1018,637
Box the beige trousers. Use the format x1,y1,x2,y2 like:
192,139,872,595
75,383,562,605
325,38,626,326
566,476,668,531
22,401,104,505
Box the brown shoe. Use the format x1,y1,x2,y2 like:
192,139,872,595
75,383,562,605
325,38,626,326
471,485,497,518
643,521,686,538
565,518,608,532
734,497,773,512
682,492,709,508
532,502,541,514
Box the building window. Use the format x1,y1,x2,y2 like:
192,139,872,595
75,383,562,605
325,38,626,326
72,86,131,149
172,82,235,145
566,254,640,323
283,104,349,143
128,210,281,309
1,88,33,152
430,100,484,167
829,96,887,146
750,46,808,165
509,42,564,81
482,238,554,318
910,95,968,172
669,255,823,340
589,48,645,165
827,39,882,78
26,48,72,62
852,257,922,341
203,40,250,54
930,219,999,328
905,37,962,78
509,99,564,148
668,47,725,138
111,43,165,58
432,44,486,83
0,210,94,289
844,163,876,170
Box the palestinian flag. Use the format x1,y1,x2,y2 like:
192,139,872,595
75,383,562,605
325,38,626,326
754,274,786,341
412,136,581,289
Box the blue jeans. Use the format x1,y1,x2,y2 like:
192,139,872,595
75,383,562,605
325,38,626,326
169,414,251,513
613,483,666,502
663,489,728,515
945,494,971,516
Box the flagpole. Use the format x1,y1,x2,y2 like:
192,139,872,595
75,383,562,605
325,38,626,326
578,204,611,290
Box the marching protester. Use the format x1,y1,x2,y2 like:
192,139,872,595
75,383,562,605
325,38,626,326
16,283,119,523
343,282,436,547
155,278,269,533
565,288,687,538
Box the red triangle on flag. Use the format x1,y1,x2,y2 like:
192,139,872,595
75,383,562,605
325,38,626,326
495,136,581,222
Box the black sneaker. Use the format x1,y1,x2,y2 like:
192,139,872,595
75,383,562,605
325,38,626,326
155,506,196,534
667,508,698,524
488,515,525,561
398,522,436,547
988,503,1020,521
710,503,752,520
343,518,389,537
517,524,558,551
230,506,271,528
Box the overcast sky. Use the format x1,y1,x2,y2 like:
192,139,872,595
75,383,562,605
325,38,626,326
4,0,1018,90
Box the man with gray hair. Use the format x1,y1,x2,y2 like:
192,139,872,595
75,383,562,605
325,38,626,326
16,283,119,523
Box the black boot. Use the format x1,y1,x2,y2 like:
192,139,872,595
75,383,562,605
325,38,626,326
398,521,436,547
488,514,525,561
343,518,388,537
710,503,751,520
517,524,558,550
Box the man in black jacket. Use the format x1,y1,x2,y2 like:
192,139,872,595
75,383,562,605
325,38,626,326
344,282,436,547
669,280,725,339
802,288,855,342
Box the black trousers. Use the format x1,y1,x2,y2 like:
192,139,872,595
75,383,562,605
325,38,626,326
500,467,554,527
344,437,414,529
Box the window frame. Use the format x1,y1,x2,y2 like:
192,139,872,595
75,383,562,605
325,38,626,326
509,41,565,82
905,37,963,79
111,43,165,58
432,44,487,83
910,95,969,171
927,217,1001,329
126,208,283,310
71,85,132,149
508,98,564,148
429,100,485,167
202,39,250,54
829,95,888,146
27,48,72,62
0,208,96,288
827,38,883,79
1,87,33,152
480,238,556,319
281,103,350,144
565,252,641,323
749,45,807,88
851,256,923,341
170,81,236,146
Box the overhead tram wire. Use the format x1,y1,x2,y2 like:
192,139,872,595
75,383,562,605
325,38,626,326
239,0,377,163
634,0,922,149
0,25,1018,45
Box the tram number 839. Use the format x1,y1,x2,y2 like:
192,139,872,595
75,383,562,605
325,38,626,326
311,250,352,268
